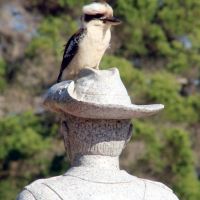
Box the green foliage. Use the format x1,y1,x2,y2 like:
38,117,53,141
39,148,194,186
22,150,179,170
133,120,164,173
188,94,200,120
26,15,77,60
147,72,198,123
162,128,200,200
114,0,200,73
167,52,189,73
0,179,22,200
175,174,200,200
58,0,88,8
132,122,200,200
0,112,51,161
1,0,200,199
148,71,180,103
0,59,7,92
0,112,60,199
163,128,194,176
102,56,199,124
115,0,164,55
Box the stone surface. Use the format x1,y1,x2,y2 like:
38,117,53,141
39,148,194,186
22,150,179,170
17,115,179,200
44,68,164,119
17,68,179,200
61,115,132,162
17,156,179,200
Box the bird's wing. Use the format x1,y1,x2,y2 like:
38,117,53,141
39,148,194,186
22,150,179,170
57,28,85,82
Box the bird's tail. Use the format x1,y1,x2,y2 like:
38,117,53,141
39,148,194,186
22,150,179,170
56,71,63,83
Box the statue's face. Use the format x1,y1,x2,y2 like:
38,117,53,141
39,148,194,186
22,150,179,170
61,114,133,163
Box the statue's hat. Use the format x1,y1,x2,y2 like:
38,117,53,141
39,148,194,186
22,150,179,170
44,68,164,119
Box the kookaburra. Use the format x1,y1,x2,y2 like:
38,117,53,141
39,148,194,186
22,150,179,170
57,2,121,82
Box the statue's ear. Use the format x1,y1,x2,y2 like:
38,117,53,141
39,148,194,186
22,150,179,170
61,121,68,136
61,121,72,161
125,123,133,146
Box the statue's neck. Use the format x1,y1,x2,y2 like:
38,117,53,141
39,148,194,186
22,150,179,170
65,155,134,183
72,155,120,170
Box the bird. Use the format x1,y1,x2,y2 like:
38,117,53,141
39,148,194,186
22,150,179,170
56,1,121,82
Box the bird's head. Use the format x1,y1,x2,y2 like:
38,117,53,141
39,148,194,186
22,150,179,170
82,2,121,28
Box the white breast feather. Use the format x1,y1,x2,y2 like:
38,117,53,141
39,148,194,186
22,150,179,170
65,27,111,79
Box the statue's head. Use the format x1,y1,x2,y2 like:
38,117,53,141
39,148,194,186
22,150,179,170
44,67,164,164
82,2,121,28
61,114,132,163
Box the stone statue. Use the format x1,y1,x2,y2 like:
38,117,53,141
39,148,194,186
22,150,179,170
17,68,179,200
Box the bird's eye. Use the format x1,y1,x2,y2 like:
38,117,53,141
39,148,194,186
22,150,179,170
84,14,105,22
96,14,104,19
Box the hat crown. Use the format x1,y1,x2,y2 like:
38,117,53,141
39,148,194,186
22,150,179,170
71,68,131,105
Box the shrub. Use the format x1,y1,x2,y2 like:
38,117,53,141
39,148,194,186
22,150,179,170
162,128,200,200
0,59,7,92
133,120,164,173
0,112,51,161
132,123,200,200
114,0,200,74
58,0,88,8
147,72,198,123
26,16,77,60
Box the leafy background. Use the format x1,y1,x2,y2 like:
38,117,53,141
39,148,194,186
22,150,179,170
0,0,200,199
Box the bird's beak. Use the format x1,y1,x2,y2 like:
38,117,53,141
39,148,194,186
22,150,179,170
102,16,122,26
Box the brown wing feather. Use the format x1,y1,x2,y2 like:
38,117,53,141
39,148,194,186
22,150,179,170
57,28,85,83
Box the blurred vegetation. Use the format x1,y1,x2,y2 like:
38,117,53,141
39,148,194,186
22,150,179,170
0,59,7,92
26,15,77,59
0,0,200,200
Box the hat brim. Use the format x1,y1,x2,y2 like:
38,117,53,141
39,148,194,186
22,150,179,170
44,81,164,119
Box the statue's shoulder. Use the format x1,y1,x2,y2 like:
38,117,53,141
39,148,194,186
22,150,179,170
141,179,179,200
16,176,65,200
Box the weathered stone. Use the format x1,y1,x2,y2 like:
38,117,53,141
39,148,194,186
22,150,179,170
17,68,179,200
43,68,164,119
